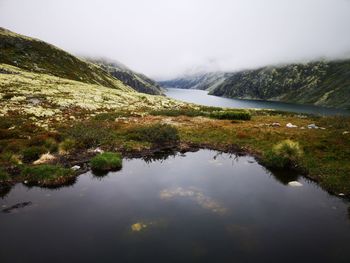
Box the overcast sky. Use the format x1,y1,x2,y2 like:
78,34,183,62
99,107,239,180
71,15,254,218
1,0,350,79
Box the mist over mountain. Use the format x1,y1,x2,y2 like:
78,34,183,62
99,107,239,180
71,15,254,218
1,0,350,78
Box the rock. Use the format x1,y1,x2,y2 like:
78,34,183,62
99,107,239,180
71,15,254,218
270,122,281,127
71,165,80,171
93,147,104,153
288,181,303,187
338,193,345,196
286,123,297,128
23,180,28,184
33,153,56,164
300,127,305,129
307,123,319,129
343,131,349,135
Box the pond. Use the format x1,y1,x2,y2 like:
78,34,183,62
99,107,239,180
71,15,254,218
1,150,350,263
165,88,350,116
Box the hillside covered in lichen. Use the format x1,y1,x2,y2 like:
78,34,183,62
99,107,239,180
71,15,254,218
209,60,350,109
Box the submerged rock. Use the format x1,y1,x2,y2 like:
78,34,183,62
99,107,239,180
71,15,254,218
288,181,303,187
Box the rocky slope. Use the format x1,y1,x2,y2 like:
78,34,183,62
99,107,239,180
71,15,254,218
159,72,228,91
210,60,350,109
89,58,164,95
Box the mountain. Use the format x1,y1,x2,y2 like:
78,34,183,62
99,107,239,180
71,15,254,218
0,28,186,121
161,60,350,109
209,60,350,109
0,27,131,92
159,72,228,91
89,58,164,95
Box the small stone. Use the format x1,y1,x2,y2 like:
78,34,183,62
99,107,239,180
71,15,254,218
286,123,297,128
93,147,104,153
71,165,80,171
288,181,303,187
300,127,305,130
270,122,281,127
308,123,319,129
338,193,345,196
23,180,28,184
343,131,349,135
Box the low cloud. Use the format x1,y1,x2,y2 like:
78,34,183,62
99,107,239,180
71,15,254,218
1,0,350,78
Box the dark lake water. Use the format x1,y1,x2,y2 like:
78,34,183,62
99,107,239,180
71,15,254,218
165,88,350,116
1,150,350,263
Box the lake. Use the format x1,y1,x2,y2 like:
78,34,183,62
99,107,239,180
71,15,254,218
165,88,350,116
1,150,350,263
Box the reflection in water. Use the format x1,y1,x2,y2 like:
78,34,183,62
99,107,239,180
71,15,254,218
267,168,300,185
0,185,12,199
2,201,32,213
1,150,350,263
160,187,227,215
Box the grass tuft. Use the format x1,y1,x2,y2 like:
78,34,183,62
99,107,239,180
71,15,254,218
263,140,303,168
90,152,122,172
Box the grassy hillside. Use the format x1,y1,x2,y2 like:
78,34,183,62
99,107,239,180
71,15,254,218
0,27,132,92
90,58,164,95
159,72,228,91
209,60,350,109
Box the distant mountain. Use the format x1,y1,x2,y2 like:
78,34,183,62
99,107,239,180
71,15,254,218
89,58,164,95
159,72,228,91
0,27,131,92
210,60,350,109
161,60,350,109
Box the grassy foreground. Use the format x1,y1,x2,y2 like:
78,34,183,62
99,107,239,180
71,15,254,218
0,106,349,197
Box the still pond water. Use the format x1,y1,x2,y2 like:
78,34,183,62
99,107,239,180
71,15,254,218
165,88,350,116
1,150,350,263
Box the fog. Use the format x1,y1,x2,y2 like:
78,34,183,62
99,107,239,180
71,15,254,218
1,0,350,79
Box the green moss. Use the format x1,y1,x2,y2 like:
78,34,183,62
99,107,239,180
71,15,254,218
21,164,73,183
90,152,122,172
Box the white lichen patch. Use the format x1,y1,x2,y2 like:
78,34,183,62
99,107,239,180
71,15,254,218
0,64,188,125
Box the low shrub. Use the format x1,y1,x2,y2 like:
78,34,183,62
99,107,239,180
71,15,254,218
93,111,131,121
64,121,116,148
209,111,251,120
0,168,11,181
128,123,179,144
22,146,47,163
263,140,303,168
21,164,73,182
58,138,76,154
44,138,58,153
90,152,122,172
150,108,251,120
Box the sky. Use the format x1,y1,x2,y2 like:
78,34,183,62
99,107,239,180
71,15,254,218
1,0,350,79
